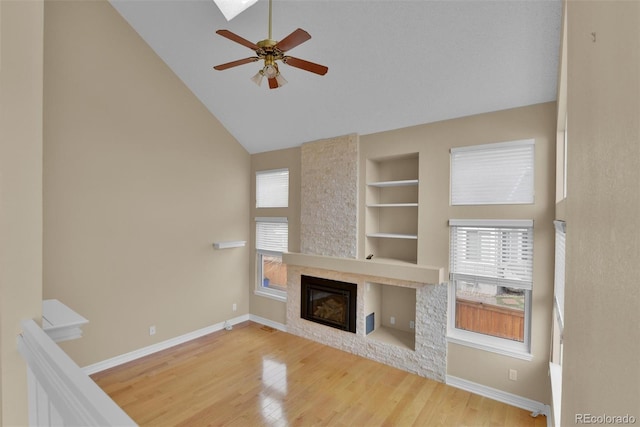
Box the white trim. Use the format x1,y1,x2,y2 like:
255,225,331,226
450,138,535,154
449,219,533,228
255,216,288,223
249,314,287,332
450,273,532,291
254,288,287,302
18,320,136,426
82,315,287,376
447,333,533,361
256,167,289,175
553,220,566,233
82,314,250,375
446,375,550,425
549,362,562,427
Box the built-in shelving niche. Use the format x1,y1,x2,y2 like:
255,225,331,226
365,153,419,264
364,282,416,350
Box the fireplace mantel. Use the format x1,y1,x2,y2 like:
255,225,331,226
283,252,445,284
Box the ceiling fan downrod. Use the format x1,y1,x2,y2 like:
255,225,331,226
213,0,328,89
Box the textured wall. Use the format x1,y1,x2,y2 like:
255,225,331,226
300,134,359,258
287,266,447,382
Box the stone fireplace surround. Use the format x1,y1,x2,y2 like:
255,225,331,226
289,135,448,382
284,253,448,382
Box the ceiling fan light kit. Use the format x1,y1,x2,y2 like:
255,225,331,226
213,0,328,89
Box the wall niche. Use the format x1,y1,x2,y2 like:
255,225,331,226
364,282,417,350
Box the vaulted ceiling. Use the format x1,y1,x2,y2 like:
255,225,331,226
110,0,562,154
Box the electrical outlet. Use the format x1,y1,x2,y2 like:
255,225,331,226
390,316,396,325
232,303,237,312
509,369,518,381
409,320,415,329
149,325,156,336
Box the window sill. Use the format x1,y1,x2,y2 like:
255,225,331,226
254,289,287,303
447,332,533,361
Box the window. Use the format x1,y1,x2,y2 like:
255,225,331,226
256,169,289,208
450,139,535,205
256,217,288,300
449,219,534,359
255,168,290,300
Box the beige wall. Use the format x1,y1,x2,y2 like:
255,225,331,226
563,1,640,424
0,0,44,424
43,0,250,367
249,147,301,325
360,102,557,404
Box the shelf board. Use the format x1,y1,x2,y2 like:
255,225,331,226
367,179,418,188
367,326,415,350
366,232,418,240
367,203,418,208
283,252,445,284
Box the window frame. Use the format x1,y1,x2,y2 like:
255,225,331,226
448,219,534,360
255,217,288,302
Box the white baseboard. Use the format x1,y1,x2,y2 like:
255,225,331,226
446,375,551,426
83,314,251,375
249,314,287,332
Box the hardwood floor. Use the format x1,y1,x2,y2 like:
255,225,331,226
91,322,547,426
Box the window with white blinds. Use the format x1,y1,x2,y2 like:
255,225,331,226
449,219,534,290
553,220,566,330
450,139,535,205
256,169,289,208
255,217,288,253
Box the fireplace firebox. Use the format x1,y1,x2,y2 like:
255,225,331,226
301,275,357,333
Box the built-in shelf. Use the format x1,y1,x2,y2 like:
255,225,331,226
366,203,418,208
366,232,418,240
367,179,419,188
213,240,246,249
365,154,419,264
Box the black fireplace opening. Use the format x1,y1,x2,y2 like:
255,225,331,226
301,275,357,333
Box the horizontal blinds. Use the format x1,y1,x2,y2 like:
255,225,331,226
450,222,534,290
256,169,289,208
553,221,566,330
451,139,535,205
256,218,288,252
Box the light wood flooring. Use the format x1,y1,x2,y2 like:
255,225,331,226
91,321,547,426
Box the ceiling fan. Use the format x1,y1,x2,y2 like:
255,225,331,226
213,0,328,89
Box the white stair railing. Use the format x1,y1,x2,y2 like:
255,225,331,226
17,319,137,426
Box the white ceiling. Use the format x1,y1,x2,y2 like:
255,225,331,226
109,0,562,154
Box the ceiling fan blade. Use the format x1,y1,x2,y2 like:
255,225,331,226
268,77,278,89
275,28,311,52
216,29,259,50
283,56,328,76
213,57,259,71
